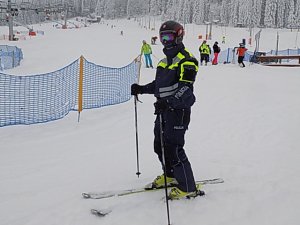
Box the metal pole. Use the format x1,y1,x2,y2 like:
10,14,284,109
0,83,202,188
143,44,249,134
12,50,14,68
63,3,69,29
8,0,14,41
134,96,141,177
275,32,279,56
159,114,171,225
209,23,212,40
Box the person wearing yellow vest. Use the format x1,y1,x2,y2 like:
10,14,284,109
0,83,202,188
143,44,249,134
131,21,203,200
199,40,211,65
141,40,153,68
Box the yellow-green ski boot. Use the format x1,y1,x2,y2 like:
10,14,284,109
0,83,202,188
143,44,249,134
145,174,178,190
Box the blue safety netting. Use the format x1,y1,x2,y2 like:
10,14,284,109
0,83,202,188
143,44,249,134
0,57,139,127
82,60,138,109
0,45,23,70
268,49,300,56
213,48,300,64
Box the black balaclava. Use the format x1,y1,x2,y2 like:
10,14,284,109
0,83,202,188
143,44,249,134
163,42,185,65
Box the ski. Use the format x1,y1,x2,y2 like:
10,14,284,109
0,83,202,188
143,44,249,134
90,208,112,217
82,178,224,200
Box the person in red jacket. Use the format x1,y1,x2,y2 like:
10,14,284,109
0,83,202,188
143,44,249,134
236,43,248,67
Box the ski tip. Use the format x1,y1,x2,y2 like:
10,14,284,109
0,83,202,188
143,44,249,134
91,208,112,217
216,178,225,183
82,193,91,198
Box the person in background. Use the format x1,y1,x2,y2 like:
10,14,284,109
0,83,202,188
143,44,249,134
222,35,226,44
199,40,210,65
141,40,153,68
151,36,158,45
131,20,203,200
236,43,248,68
212,41,221,65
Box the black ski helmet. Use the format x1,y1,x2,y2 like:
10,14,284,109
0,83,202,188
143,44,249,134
159,21,184,47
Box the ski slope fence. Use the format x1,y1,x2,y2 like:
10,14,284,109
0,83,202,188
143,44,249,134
0,56,140,127
0,45,23,71
216,48,300,64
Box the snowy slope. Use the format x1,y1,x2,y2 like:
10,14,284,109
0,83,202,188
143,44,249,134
0,18,300,225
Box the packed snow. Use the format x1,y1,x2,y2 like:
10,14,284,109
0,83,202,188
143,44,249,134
0,18,300,225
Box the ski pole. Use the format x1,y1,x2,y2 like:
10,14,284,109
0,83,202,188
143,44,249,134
159,113,171,225
134,95,141,177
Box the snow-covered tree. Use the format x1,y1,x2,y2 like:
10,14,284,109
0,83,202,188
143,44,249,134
8,0,300,28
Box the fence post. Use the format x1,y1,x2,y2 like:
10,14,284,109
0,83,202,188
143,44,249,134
226,48,230,63
232,48,236,64
0,50,2,70
78,55,84,122
12,51,15,68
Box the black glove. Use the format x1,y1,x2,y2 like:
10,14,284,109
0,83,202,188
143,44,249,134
131,83,143,96
154,99,170,115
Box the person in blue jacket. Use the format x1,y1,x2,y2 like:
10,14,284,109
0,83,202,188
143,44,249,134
131,21,203,200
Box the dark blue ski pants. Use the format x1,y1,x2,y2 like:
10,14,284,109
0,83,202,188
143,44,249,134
154,108,196,192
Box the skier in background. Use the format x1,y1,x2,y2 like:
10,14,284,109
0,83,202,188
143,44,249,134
236,43,248,67
141,40,153,68
199,40,211,65
222,35,226,44
151,36,158,44
131,20,203,200
212,41,221,65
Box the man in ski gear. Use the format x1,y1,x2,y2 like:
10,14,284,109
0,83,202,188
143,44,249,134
212,41,220,65
141,40,153,68
199,40,210,65
131,20,202,200
236,43,248,67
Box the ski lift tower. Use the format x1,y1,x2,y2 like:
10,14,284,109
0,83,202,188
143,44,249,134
204,21,210,40
7,0,14,41
5,0,19,41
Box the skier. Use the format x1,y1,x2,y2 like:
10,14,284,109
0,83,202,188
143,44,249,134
222,35,226,44
236,43,248,67
141,40,153,68
199,40,210,65
131,21,202,200
212,41,221,65
151,36,158,45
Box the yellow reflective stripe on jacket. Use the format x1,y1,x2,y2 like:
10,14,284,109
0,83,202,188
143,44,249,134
179,61,198,83
158,59,168,68
157,49,197,81
200,44,210,54
158,49,190,68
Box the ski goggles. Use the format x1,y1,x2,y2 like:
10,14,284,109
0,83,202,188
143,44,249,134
160,31,176,45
